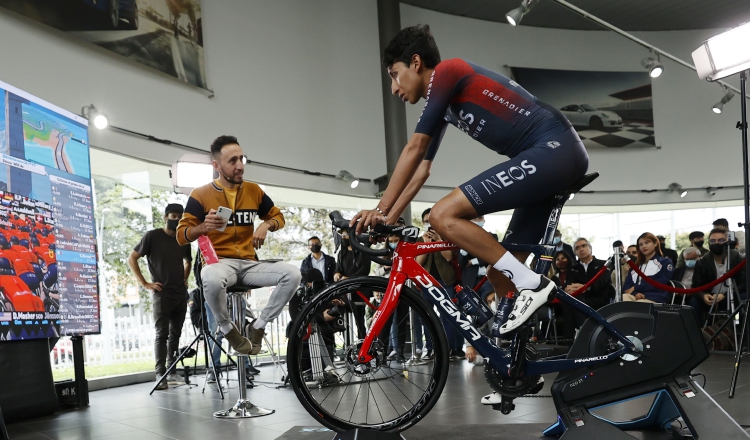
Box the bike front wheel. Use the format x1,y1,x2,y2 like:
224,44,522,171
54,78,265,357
287,276,449,432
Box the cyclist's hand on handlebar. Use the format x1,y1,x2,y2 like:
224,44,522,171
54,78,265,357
350,209,386,235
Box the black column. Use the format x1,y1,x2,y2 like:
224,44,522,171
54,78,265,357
377,0,412,224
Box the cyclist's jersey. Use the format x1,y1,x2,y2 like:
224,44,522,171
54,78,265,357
416,59,571,160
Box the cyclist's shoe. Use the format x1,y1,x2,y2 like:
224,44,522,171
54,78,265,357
421,350,435,361
499,277,555,335
481,392,502,405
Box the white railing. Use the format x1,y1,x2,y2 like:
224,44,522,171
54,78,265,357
50,300,292,374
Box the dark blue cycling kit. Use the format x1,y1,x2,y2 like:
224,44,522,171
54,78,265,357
416,58,589,244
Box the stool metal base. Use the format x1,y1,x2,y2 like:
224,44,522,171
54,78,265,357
213,399,274,419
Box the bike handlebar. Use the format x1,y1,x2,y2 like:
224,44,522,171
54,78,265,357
329,211,393,266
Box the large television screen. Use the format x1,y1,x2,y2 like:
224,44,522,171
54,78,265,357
0,79,99,340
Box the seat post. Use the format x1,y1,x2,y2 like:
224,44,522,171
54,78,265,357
213,288,274,419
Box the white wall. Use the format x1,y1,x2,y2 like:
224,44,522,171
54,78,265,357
401,4,746,206
0,0,387,198
0,2,745,206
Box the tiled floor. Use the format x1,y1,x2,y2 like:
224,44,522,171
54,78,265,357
7,352,750,440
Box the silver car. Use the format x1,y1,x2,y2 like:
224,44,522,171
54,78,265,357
560,104,622,131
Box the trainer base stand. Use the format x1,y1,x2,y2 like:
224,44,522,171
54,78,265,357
545,302,749,439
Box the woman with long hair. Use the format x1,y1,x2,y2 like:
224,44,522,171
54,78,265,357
551,250,574,288
623,232,674,303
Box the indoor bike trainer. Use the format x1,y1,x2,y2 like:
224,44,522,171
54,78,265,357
542,301,748,439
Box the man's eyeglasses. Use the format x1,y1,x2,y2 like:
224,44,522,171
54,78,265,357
709,238,727,244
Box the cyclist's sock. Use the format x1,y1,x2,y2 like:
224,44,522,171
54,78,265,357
492,252,542,290
252,318,267,329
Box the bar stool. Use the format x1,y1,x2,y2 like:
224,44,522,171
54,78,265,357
213,284,274,419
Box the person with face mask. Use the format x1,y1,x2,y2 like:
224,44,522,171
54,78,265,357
656,235,679,266
300,236,336,284
676,231,708,268
553,229,577,263
128,203,193,390
671,247,699,292
688,229,746,324
334,229,372,339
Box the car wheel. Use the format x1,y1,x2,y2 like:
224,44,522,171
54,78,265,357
120,1,138,30
589,116,603,131
107,0,120,29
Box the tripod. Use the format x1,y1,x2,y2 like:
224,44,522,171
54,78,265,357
729,70,750,398
149,293,235,398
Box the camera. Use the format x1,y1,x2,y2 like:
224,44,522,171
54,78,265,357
327,305,343,318
728,231,737,247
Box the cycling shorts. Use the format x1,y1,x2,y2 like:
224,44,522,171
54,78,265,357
459,127,589,245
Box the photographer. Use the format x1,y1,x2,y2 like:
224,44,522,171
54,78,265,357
689,228,746,324
289,269,346,382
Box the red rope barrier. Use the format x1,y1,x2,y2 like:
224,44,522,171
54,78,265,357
356,291,378,310
473,276,488,291
625,258,746,294
550,263,609,304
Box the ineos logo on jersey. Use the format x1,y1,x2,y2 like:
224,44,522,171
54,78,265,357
226,209,257,227
481,160,537,195
417,72,436,123
414,275,482,341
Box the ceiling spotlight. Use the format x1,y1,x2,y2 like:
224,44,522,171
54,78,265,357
712,86,735,114
706,186,717,196
668,182,687,198
568,193,575,200
505,0,539,26
81,104,109,129
337,170,360,189
641,52,664,78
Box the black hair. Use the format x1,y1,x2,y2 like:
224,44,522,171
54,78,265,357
421,208,431,221
612,240,623,247
688,231,704,241
709,228,728,238
553,250,573,274
382,24,441,70
308,236,321,244
713,218,729,228
210,135,239,159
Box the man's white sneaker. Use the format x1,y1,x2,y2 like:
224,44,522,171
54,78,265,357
500,277,555,334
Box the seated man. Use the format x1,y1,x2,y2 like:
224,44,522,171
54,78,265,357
689,228,746,324
177,135,302,355
672,246,699,289
561,237,612,338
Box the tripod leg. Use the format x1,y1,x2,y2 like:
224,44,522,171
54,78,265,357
730,302,749,398
150,334,202,395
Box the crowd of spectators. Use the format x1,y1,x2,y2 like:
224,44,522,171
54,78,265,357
296,212,748,365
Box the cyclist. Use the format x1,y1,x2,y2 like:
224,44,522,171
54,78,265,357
351,24,589,336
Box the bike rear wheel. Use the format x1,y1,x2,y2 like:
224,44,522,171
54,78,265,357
288,277,449,432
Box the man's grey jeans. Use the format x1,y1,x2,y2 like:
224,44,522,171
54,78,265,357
201,258,301,330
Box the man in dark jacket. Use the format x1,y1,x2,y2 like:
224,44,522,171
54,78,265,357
657,235,679,265
561,237,613,338
554,229,577,263
300,236,336,284
689,228,746,324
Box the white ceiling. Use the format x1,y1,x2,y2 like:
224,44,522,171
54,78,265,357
401,0,750,32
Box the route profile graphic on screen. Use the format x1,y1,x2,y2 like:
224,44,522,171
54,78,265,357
0,79,99,340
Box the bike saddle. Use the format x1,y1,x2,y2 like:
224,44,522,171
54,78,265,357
558,172,599,196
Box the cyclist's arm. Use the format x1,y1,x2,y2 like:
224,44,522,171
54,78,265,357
387,159,431,224
377,133,432,221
